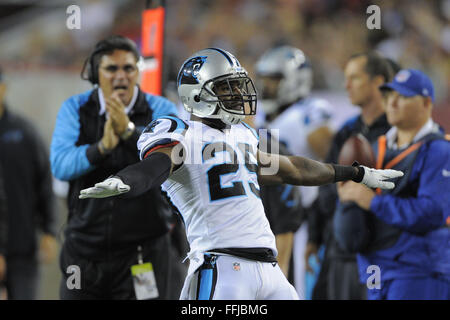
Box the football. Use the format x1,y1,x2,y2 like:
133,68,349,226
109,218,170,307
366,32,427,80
338,134,376,167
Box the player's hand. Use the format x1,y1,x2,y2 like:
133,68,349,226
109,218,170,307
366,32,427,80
359,166,403,189
79,177,130,199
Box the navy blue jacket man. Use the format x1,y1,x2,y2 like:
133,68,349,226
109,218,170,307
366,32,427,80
338,69,450,299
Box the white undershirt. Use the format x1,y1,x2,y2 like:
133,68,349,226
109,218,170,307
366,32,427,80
385,119,439,150
98,85,139,116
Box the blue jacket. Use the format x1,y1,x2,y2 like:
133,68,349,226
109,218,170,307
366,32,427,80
50,87,178,259
356,136,450,283
51,89,177,181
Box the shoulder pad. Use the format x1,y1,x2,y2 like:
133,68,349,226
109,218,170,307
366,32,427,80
138,117,188,160
142,116,188,135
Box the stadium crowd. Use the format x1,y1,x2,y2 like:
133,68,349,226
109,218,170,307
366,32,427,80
1,0,449,110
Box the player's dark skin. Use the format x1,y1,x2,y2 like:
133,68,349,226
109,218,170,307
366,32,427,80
181,79,343,187
151,125,340,187
79,75,402,201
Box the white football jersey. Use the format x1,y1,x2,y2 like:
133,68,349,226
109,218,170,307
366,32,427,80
266,97,332,207
137,116,277,257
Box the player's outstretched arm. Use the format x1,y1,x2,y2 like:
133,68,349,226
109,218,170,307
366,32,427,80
257,151,403,189
79,147,175,199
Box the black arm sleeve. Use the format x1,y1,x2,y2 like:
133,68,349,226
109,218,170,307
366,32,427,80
331,162,364,183
115,152,172,198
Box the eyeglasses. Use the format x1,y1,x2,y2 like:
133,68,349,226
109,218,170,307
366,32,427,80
101,64,137,74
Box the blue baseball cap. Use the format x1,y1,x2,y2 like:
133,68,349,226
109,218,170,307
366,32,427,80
380,69,435,103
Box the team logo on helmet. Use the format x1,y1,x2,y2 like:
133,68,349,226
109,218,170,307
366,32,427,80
178,56,207,86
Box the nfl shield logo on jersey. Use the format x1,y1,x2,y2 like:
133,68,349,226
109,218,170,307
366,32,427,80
233,262,241,271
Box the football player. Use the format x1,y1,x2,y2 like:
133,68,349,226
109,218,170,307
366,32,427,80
79,48,403,300
254,46,334,297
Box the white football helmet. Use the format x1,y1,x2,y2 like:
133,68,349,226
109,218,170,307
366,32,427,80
255,46,313,115
177,48,257,125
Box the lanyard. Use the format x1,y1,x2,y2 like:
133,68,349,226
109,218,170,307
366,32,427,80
375,135,423,195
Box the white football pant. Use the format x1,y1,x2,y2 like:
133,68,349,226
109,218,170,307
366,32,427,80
186,254,300,300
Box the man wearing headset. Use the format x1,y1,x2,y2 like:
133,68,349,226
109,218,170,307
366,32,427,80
50,35,178,299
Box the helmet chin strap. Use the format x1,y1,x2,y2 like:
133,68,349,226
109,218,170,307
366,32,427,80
191,108,244,126
219,110,244,125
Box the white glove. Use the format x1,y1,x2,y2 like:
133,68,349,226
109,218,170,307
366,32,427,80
360,166,404,189
79,177,130,199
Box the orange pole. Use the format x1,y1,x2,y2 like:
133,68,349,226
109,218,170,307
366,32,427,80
141,5,165,95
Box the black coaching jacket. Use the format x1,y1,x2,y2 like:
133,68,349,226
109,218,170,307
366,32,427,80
0,108,56,257
50,87,178,259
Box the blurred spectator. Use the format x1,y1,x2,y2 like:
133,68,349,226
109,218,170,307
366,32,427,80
69,0,119,52
0,67,58,299
338,69,450,299
50,35,179,300
306,52,394,299
0,0,448,112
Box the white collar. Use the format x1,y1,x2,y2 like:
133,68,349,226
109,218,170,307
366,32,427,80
385,118,438,150
98,85,139,116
